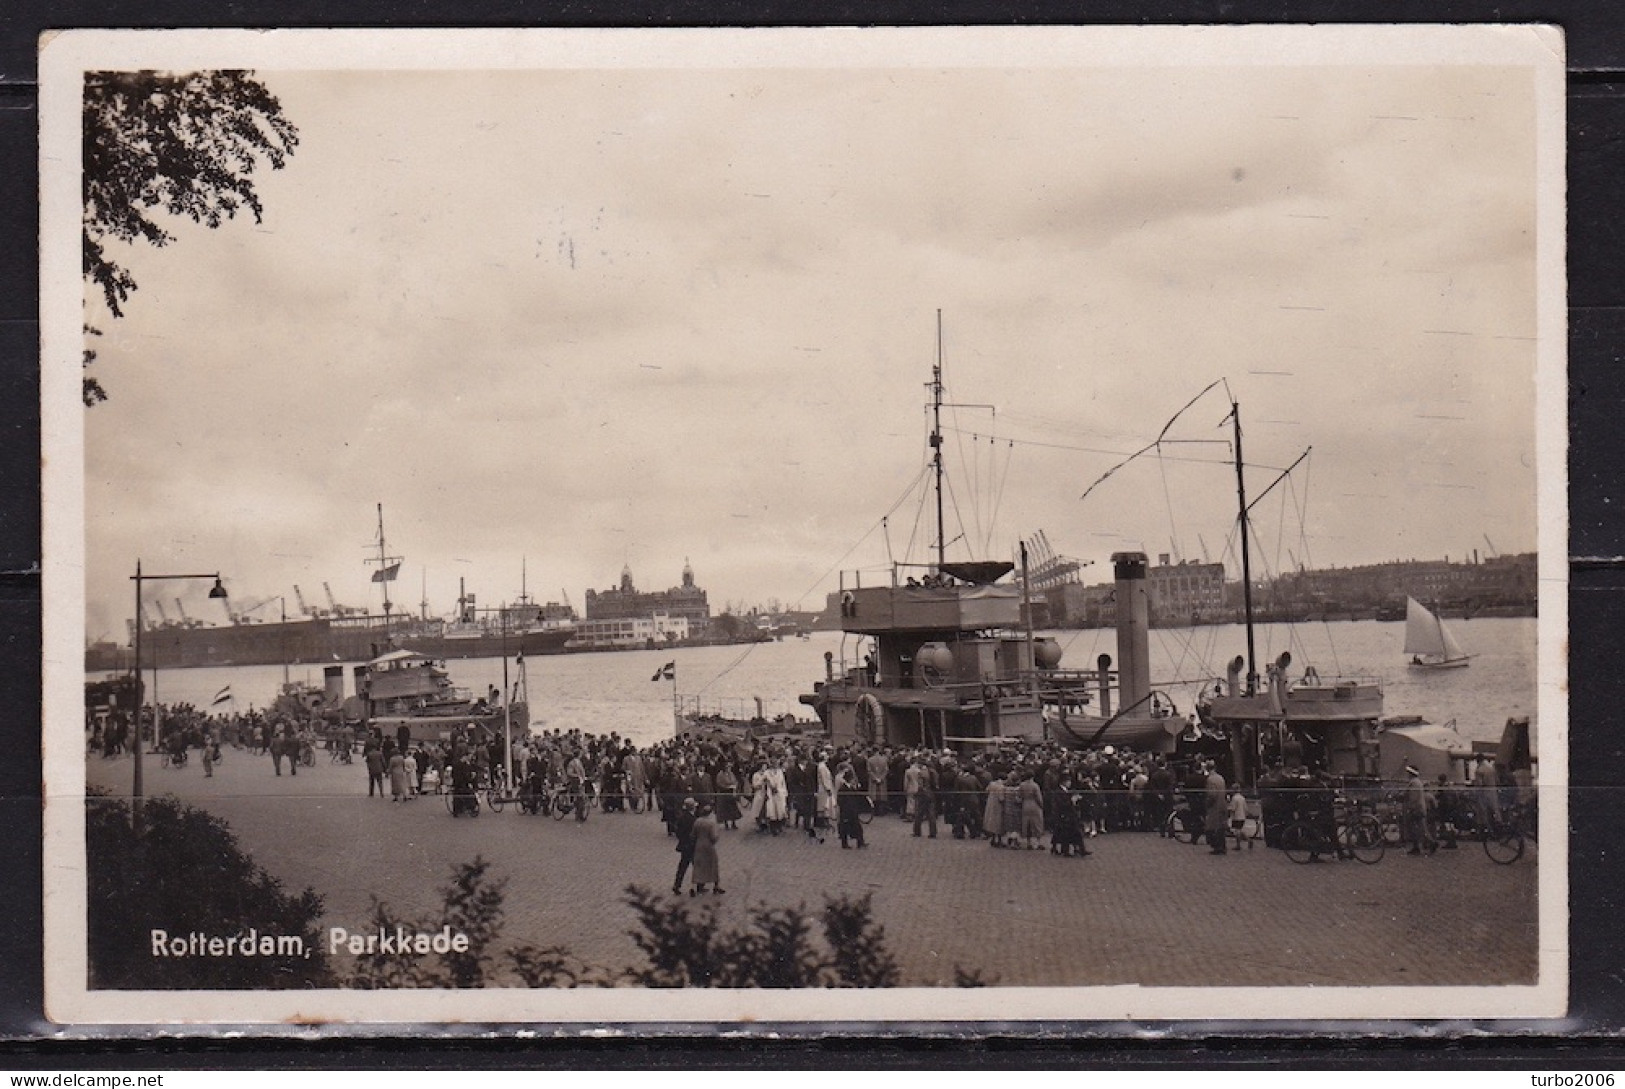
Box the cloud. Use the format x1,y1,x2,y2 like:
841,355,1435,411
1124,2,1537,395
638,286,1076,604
81,60,1542,634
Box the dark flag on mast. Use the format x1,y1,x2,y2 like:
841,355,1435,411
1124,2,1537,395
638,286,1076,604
371,562,401,583
651,661,675,682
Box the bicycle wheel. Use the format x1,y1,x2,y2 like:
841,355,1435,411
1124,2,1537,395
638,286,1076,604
1484,827,1524,864
485,789,505,814
1280,821,1318,865
1177,809,1197,842
1344,815,1386,864
859,807,874,826
551,793,570,821
1161,809,1177,840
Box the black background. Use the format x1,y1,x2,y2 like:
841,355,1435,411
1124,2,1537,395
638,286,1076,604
1,0,1622,1068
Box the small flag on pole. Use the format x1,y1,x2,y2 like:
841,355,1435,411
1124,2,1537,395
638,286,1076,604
371,562,401,583
651,661,675,682
212,685,232,706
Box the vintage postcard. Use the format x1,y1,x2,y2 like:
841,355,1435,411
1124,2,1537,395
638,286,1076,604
40,26,1567,1028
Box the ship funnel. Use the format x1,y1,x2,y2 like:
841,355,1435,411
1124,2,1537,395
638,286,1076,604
1112,551,1152,717
324,665,345,704
1096,653,1113,718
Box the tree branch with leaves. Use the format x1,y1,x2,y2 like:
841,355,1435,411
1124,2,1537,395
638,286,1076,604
81,70,298,403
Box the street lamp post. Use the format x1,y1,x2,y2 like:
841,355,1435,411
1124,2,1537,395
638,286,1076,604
469,602,524,794
131,561,227,816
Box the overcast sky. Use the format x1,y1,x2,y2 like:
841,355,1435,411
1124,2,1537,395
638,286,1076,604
77,38,1550,641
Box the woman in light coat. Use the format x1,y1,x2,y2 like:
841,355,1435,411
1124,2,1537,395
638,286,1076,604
690,805,724,895
1018,772,1046,849
761,759,789,833
1000,771,1025,847
388,750,409,803
983,776,1008,845
816,754,837,826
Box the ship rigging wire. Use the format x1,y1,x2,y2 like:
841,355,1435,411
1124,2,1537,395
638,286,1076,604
793,460,931,608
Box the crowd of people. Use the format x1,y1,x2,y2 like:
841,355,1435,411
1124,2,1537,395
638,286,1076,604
91,701,1535,894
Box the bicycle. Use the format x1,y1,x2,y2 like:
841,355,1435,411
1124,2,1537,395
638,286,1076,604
160,748,188,769
299,741,316,768
517,777,547,816
1482,802,1536,864
1280,810,1385,864
547,783,588,821
1164,803,1204,844
444,784,481,817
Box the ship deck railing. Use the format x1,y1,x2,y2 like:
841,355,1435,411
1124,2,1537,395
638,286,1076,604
1286,673,1385,691
676,695,811,723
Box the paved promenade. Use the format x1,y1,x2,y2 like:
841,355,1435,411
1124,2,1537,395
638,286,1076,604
85,748,1540,988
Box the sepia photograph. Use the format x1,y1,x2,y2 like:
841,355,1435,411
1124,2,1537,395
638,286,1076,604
41,26,1567,1026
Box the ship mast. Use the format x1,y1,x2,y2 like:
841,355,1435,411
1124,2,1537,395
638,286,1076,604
925,313,993,572
368,502,403,629
931,310,946,570
1230,402,1258,695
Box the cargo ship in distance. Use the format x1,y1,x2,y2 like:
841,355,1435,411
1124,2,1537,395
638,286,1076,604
85,605,577,672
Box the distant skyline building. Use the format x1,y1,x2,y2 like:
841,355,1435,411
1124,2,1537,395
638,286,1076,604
1147,554,1227,623
1045,552,1537,628
584,560,711,632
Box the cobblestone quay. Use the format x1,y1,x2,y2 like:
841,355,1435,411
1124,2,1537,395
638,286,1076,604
86,749,1539,987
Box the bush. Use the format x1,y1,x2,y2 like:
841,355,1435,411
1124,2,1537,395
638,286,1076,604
86,792,327,989
621,885,901,988
335,868,915,989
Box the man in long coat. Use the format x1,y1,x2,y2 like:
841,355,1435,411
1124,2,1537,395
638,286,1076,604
624,748,646,807
911,757,939,839
365,743,386,797
672,798,699,894
1204,761,1229,855
867,748,891,816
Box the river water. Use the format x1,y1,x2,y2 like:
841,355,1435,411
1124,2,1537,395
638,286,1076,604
88,617,1538,750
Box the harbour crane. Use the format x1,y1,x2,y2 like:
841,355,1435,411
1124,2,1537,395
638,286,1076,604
1482,534,1499,559
228,595,278,625
323,582,360,618
1021,529,1083,590
293,584,319,618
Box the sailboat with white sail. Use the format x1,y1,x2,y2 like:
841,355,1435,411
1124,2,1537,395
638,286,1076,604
1403,596,1473,670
